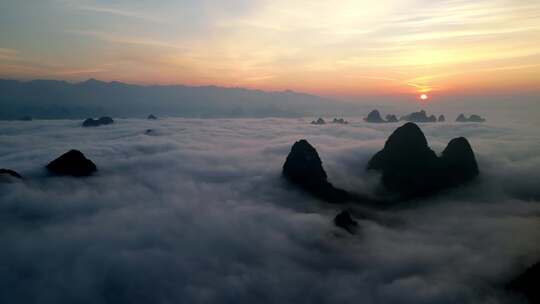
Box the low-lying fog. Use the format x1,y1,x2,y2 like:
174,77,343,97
1,117,539,303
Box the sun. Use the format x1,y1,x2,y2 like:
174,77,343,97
420,94,428,100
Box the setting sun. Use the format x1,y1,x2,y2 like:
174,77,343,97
420,94,428,100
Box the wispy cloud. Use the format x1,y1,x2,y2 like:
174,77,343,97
66,30,186,50
0,48,18,61
74,4,166,24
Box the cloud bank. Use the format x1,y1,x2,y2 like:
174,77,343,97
0,118,539,303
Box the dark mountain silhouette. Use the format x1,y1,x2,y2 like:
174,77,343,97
283,140,349,203
400,110,438,123
438,115,446,122
440,137,479,185
507,262,540,303
386,114,398,122
0,168,22,182
82,116,114,127
456,114,468,122
364,110,386,123
334,211,358,234
332,118,348,124
147,114,157,120
311,118,326,125
46,150,97,177
469,114,486,122
456,114,486,122
0,79,363,119
365,110,401,123
367,123,479,199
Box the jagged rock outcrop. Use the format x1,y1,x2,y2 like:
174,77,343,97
147,114,157,120
385,114,398,122
0,168,22,182
364,110,385,123
332,118,348,124
438,115,446,122
367,123,479,199
283,140,349,203
46,150,97,177
334,211,358,234
456,114,486,122
83,116,114,127
507,262,540,303
311,118,326,125
400,110,437,123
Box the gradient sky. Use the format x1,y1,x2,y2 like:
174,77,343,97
1,0,540,97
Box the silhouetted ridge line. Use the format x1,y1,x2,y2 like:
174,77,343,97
0,168,23,182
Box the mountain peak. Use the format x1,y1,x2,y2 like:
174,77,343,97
80,78,107,86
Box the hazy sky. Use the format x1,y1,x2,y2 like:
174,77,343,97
1,0,540,97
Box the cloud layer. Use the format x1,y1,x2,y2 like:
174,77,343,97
1,117,539,303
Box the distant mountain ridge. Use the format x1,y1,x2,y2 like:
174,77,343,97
0,78,362,119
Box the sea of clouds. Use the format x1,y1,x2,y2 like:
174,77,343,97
1,117,540,304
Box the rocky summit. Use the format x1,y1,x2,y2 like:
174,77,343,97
385,114,399,122
283,139,349,203
332,118,348,124
83,116,114,127
440,137,479,185
400,110,437,123
367,122,479,199
46,150,97,177
456,114,486,122
311,118,326,125
364,110,385,123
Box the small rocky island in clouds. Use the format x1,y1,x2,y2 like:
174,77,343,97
367,122,479,199
46,150,97,177
82,116,115,127
456,113,486,122
364,109,445,123
284,122,479,202
400,110,438,123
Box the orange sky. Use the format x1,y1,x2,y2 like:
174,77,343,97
1,0,540,98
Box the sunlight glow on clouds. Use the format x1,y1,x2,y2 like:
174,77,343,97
0,0,539,96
